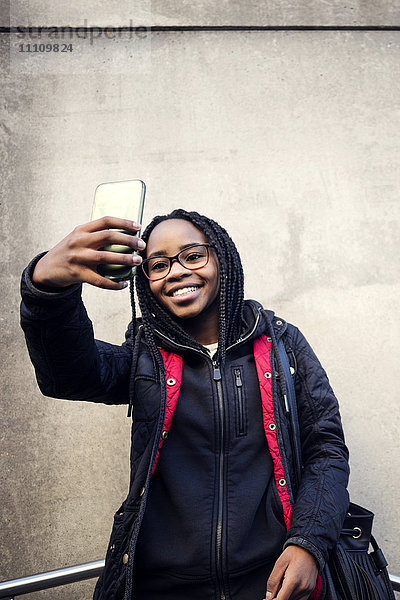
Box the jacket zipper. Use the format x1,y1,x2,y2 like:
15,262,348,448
213,361,227,600
152,310,262,600
234,368,245,435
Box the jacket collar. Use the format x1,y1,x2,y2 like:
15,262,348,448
244,299,288,342
152,299,287,358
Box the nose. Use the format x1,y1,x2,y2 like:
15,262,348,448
166,257,191,279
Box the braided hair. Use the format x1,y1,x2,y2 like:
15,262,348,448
128,209,245,407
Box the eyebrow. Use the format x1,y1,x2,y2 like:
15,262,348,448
147,242,204,259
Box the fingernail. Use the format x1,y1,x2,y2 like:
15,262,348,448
119,281,129,289
266,593,272,600
137,239,146,250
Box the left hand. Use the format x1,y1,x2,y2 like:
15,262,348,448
263,545,318,600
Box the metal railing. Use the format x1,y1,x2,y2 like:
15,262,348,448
391,574,400,592
0,562,399,598
0,561,104,599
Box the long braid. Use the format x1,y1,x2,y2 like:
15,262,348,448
127,272,139,416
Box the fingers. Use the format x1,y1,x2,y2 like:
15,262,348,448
77,266,131,291
274,574,314,600
265,554,287,600
80,216,142,234
88,229,146,252
66,248,141,289
90,246,143,264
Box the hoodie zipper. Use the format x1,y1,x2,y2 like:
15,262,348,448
151,307,262,600
213,360,227,600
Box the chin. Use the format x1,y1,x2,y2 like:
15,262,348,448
162,301,204,321
172,308,203,321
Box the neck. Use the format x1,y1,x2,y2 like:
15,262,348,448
178,301,220,346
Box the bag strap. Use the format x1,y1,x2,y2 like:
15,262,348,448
276,338,303,488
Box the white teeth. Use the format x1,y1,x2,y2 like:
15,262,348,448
172,286,199,297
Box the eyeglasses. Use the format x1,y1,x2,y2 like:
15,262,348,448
141,243,213,281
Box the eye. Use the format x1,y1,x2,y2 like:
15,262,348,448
186,252,203,262
183,247,207,263
149,258,169,272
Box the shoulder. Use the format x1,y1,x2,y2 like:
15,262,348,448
246,299,301,344
247,300,320,366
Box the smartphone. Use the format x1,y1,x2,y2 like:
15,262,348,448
91,179,146,281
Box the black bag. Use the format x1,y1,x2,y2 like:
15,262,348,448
324,503,395,600
276,339,395,600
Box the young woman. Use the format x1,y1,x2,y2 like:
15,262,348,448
20,209,350,600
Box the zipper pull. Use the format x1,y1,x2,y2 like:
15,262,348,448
127,399,133,418
234,368,242,387
283,394,290,415
213,360,221,381
213,367,221,381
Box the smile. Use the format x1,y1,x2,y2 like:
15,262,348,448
171,286,201,297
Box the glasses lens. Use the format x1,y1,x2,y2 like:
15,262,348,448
180,245,209,269
144,257,170,280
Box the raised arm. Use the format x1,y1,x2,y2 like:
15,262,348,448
20,217,145,404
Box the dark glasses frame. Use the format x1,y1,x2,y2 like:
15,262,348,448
141,243,214,281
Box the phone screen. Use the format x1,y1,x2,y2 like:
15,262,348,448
91,179,146,281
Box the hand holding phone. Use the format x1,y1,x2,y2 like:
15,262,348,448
32,180,146,291
91,179,146,281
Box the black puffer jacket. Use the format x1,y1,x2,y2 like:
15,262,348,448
20,254,350,600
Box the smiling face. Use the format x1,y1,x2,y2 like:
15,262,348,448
145,219,220,343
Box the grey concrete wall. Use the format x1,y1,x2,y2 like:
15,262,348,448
3,0,400,27
1,23,400,600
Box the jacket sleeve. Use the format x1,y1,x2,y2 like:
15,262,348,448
283,325,350,571
20,253,134,405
